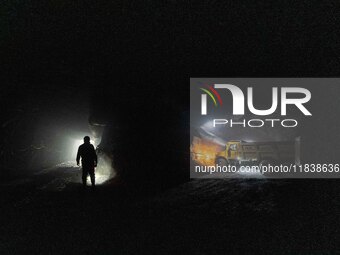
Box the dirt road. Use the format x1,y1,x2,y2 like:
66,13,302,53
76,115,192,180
0,164,339,254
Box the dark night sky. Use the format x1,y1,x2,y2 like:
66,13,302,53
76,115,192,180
3,1,340,84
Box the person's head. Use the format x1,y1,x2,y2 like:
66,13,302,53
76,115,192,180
84,136,90,144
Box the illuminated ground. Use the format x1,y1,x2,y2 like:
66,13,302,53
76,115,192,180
0,165,340,254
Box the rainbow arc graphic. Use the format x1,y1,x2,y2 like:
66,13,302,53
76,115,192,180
200,85,223,107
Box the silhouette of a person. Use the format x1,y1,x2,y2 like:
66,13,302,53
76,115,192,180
76,136,98,187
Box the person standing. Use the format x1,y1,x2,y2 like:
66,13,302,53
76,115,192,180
76,136,97,188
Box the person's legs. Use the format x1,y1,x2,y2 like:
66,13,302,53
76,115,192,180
82,168,88,186
89,168,95,187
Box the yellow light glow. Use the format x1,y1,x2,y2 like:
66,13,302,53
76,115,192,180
191,136,224,166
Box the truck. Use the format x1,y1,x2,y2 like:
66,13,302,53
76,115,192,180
215,140,299,167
